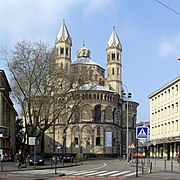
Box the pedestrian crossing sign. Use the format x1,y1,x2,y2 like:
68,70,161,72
136,126,149,139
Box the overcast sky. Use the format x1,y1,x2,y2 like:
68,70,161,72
1,0,180,122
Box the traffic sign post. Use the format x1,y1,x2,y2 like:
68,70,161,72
135,126,149,177
136,126,149,139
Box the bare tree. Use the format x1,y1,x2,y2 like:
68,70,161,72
2,40,80,152
1,40,96,154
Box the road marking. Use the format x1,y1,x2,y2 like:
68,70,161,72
83,170,108,176
109,170,131,177
96,170,119,176
72,171,96,175
123,171,141,177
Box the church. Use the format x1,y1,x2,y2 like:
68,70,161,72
44,20,139,158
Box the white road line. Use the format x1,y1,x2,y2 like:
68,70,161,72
123,171,141,177
109,170,131,177
84,170,108,176
72,171,96,175
59,170,78,175
96,170,119,176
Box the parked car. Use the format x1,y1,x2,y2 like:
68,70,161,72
62,154,74,163
29,154,45,166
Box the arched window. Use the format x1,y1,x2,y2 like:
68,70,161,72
117,53,119,60
94,105,101,122
66,48,68,55
112,68,115,75
96,137,100,145
60,47,64,54
112,53,115,60
75,137,78,145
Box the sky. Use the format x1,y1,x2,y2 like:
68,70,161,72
1,0,180,122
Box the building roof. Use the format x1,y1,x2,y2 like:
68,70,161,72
72,46,103,68
148,76,180,98
56,19,72,45
106,27,122,50
69,82,115,93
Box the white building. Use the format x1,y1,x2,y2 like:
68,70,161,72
149,76,180,159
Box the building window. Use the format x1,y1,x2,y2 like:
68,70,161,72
117,53,119,60
75,137,78,145
94,105,101,122
66,48,68,55
112,68,115,75
117,67,119,75
112,53,115,60
96,137,100,145
60,47,64,54
97,127,100,135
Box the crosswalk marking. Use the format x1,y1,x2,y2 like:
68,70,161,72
123,171,141,177
96,170,119,176
10,169,139,178
83,170,108,176
71,171,96,175
109,170,131,177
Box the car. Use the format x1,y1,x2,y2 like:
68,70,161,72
62,154,74,163
29,154,45,166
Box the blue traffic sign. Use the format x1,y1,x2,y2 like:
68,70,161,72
136,126,149,139
57,144,62,149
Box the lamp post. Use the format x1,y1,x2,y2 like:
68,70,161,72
122,84,132,163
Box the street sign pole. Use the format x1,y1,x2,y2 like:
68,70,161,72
136,138,138,177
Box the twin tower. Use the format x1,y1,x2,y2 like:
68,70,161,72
54,20,123,96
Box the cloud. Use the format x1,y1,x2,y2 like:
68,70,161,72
81,0,119,17
158,35,180,57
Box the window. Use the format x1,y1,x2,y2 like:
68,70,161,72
66,48,68,55
97,127,100,135
96,137,100,145
117,67,119,75
117,53,119,60
60,47,64,54
112,68,115,75
94,105,101,122
75,137,78,145
112,53,115,60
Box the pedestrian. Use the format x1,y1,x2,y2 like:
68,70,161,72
17,151,23,170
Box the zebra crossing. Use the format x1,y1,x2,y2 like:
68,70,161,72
11,169,141,178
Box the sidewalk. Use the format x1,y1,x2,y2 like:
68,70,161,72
0,160,82,172
129,158,180,174
148,158,180,173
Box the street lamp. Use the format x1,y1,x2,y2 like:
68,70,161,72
122,84,132,163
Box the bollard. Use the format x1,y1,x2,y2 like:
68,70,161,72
142,162,144,174
149,162,152,173
171,160,173,171
164,159,166,170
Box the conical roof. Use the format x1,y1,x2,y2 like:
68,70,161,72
106,27,122,50
56,19,72,45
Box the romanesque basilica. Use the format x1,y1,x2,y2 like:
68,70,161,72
44,20,139,158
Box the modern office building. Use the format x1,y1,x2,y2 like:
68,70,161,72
149,76,180,159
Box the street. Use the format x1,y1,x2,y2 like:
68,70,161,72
1,159,180,179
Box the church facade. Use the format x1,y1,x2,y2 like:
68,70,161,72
44,21,139,158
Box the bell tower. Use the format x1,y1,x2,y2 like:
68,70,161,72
106,27,122,96
55,19,72,74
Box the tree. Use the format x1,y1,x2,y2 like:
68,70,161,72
16,118,24,151
1,40,94,154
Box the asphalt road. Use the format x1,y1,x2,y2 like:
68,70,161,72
1,159,180,179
